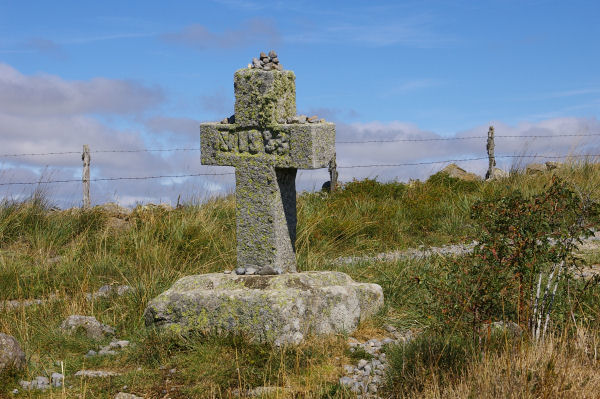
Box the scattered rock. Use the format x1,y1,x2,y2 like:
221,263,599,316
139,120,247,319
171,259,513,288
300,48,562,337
75,370,121,378
51,372,64,388
526,163,547,175
98,348,117,356
85,350,97,358
86,284,133,300
235,267,246,275
20,376,50,390
112,340,130,348
0,333,26,371
115,393,143,399
440,163,481,181
339,332,414,395
60,315,115,340
307,115,319,123
487,168,509,180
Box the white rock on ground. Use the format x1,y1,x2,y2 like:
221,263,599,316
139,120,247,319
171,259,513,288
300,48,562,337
144,271,383,345
60,315,115,340
75,370,121,378
115,393,143,399
0,333,26,371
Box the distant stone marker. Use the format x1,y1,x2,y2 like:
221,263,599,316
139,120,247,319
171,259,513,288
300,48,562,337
200,52,335,275
144,52,383,344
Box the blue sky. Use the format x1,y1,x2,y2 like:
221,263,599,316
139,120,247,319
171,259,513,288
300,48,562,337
0,0,599,206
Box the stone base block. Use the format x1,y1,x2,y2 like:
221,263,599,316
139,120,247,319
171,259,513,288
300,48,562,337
143,271,384,345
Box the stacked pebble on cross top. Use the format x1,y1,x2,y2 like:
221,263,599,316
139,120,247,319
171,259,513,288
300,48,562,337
249,50,283,71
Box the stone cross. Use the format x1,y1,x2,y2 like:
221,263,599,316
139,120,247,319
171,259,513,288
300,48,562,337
200,55,335,275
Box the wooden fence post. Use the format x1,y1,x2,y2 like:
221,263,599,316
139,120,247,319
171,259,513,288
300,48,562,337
485,126,496,180
328,153,338,192
82,144,91,209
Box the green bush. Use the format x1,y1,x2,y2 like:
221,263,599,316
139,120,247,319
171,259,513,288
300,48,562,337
428,176,599,336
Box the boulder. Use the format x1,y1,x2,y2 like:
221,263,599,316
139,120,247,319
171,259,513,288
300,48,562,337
60,315,115,340
545,161,561,171
97,203,131,218
526,163,547,175
144,271,383,345
486,168,509,180
0,333,26,371
440,163,481,181
136,203,173,212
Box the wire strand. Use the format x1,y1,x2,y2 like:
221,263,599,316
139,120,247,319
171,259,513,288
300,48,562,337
0,172,234,186
1,133,598,157
336,133,600,144
1,154,597,186
337,154,600,169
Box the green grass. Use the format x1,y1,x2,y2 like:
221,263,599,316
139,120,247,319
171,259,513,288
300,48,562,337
1,162,600,397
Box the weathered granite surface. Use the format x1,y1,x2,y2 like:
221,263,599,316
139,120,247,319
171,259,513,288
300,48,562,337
200,63,335,275
60,315,115,340
0,333,26,371
234,68,295,127
143,271,383,345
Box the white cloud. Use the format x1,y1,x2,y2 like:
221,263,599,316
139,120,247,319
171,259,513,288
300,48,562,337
333,117,600,183
0,63,163,116
1,63,598,208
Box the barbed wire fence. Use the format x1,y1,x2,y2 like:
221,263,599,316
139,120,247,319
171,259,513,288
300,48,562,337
0,130,599,204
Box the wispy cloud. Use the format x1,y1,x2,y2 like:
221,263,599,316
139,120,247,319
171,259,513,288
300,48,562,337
285,14,455,48
162,18,280,50
63,32,154,45
511,88,600,103
23,38,66,59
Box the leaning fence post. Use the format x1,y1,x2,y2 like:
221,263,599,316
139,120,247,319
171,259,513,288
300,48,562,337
82,144,91,209
485,126,496,180
328,153,338,192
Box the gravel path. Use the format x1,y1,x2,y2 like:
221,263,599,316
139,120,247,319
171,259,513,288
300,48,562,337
334,231,600,266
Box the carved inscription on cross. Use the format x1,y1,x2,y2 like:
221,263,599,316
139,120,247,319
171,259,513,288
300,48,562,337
200,66,335,275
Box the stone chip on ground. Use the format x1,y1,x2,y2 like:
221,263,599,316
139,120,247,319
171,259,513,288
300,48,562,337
60,315,115,340
115,393,143,399
75,369,121,378
0,333,26,371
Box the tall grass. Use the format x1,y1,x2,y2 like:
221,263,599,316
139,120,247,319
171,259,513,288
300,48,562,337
0,162,599,397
